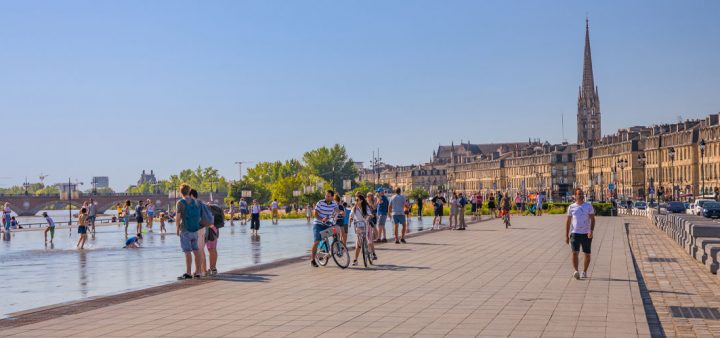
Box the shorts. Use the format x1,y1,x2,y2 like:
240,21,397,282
313,223,331,242
434,208,442,217
471,203,477,212
240,209,249,215
392,215,406,225
570,233,592,253
48,226,55,236
377,214,388,226
88,215,96,222
136,217,144,224
536,203,543,210
180,231,199,252
148,211,155,217
78,226,87,234
206,237,218,250
488,202,495,209
272,209,279,216
516,203,522,210
336,220,348,233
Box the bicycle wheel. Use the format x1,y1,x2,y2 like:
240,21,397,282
316,241,330,266
365,240,374,266
331,240,350,269
361,236,368,268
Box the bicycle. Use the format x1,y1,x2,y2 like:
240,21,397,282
501,209,511,228
354,221,374,267
316,222,350,269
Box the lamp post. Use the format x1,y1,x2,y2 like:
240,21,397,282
637,154,647,201
700,139,706,198
617,158,628,200
23,177,30,196
669,147,676,200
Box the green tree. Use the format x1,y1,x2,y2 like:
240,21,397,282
407,188,430,202
302,144,358,195
228,179,271,205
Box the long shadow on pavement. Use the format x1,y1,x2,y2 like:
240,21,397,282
355,264,431,272
212,273,276,283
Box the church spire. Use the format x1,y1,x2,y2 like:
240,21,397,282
581,17,595,98
577,17,601,146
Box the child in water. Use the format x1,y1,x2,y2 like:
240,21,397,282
43,212,56,242
159,212,167,233
124,233,143,248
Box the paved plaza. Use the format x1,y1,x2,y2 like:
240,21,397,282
0,215,661,337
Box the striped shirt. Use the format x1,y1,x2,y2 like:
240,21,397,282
314,199,337,225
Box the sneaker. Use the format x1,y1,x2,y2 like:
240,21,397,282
210,268,218,276
382,239,388,243
573,271,580,280
580,271,587,279
400,238,407,244
193,274,201,279
352,260,358,266
372,253,378,260
395,240,400,244
311,260,319,268
178,273,192,280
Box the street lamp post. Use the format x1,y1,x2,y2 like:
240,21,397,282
637,154,647,201
669,147,676,200
700,139,706,198
617,158,627,200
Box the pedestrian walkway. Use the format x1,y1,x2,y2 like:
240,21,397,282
626,216,720,337
0,215,649,337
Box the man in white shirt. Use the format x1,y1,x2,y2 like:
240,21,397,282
565,188,595,279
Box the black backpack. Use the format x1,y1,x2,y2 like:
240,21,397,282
208,204,225,228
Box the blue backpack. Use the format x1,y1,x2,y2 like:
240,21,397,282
180,199,201,232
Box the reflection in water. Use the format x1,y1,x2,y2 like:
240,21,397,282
251,235,261,264
3,232,11,241
78,250,88,297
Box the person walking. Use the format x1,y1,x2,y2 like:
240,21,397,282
239,198,249,225
565,188,595,279
375,188,389,243
250,200,261,236
334,195,348,246
135,200,144,235
88,198,97,233
123,200,131,235
2,202,12,233
76,207,89,249
431,193,446,229
536,192,545,216
458,193,467,230
416,197,423,219
488,194,496,218
449,192,459,230
176,183,203,280
367,193,378,241
146,199,155,232
43,212,56,243
388,188,408,244
514,193,523,215
305,203,312,223
228,201,236,226
270,199,280,225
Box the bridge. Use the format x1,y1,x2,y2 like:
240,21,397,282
0,192,225,216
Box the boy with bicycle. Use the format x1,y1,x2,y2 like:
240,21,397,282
310,190,339,268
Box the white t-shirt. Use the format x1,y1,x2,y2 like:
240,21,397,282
567,202,594,234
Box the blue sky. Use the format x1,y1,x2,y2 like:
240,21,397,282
1,0,719,190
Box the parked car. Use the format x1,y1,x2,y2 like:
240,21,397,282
633,201,647,210
702,202,720,219
690,199,715,215
667,201,686,214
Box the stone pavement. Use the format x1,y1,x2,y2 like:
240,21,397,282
626,216,720,337
1,215,649,337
